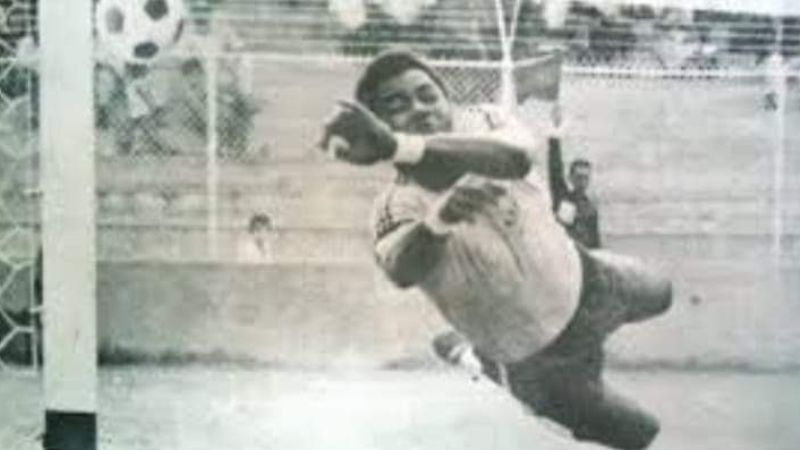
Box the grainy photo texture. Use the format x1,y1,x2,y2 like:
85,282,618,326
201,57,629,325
1,1,799,450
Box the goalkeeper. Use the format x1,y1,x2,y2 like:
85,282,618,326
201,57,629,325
321,50,672,450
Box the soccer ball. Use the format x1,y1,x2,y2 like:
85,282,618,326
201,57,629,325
95,0,186,66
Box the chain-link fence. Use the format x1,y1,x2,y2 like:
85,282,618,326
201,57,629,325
78,0,800,268
88,52,800,275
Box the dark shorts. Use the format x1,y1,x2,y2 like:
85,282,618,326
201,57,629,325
479,246,673,450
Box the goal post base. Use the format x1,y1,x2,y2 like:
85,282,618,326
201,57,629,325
43,410,96,450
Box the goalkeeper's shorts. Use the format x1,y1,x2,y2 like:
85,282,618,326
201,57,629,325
480,246,673,450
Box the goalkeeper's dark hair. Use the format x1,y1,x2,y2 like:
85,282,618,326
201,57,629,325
355,49,450,112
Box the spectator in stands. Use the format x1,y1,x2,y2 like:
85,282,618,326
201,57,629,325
237,213,275,263
556,159,602,249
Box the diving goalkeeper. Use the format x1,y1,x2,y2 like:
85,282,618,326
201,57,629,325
320,50,673,450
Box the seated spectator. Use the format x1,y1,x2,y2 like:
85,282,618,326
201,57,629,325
237,213,275,263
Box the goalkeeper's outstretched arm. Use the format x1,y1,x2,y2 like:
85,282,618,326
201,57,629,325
374,221,449,288
396,134,535,185
547,137,569,214
322,101,539,181
373,179,500,288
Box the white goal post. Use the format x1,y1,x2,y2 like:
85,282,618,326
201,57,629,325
40,0,98,449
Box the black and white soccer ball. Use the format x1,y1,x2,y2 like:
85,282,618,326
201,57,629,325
95,0,186,66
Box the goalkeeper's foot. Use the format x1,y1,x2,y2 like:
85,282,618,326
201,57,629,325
432,331,484,381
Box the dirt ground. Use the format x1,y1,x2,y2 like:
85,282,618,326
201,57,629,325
3,366,800,450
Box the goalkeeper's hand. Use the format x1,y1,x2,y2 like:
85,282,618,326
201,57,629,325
435,176,506,226
319,100,397,165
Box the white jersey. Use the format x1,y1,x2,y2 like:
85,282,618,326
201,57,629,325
372,105,582,363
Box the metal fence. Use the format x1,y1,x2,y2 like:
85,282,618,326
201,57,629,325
0,0,39,369
85,50,799,250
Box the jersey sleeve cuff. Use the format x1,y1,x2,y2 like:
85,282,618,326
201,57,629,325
423,193,455,236
423,214,452,237
393,133,426,164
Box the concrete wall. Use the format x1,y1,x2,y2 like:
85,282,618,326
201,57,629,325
96,257,800,370
97,261,445,369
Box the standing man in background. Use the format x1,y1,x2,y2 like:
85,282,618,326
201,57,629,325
547,126,602,249
559,159,602,249
237,213,276,264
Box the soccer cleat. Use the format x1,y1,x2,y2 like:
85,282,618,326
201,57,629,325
432,331,484,380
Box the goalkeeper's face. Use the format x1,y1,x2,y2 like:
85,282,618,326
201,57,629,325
371,69,453,135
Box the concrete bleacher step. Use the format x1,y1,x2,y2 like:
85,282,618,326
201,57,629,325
4,156,799,236
87,157,782,200
3,221,797,266
7,194,792,237
215,1,341,54
96,223,372,263
4,149,800,263
95,158,393,193
601,198,785,235
97,159,388,231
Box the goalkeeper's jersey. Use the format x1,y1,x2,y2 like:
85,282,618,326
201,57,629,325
372,105,582,363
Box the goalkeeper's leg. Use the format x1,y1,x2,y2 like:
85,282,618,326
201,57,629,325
433,330,517,388
509,351,660,450
433,330,661,450
587,249,673,326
